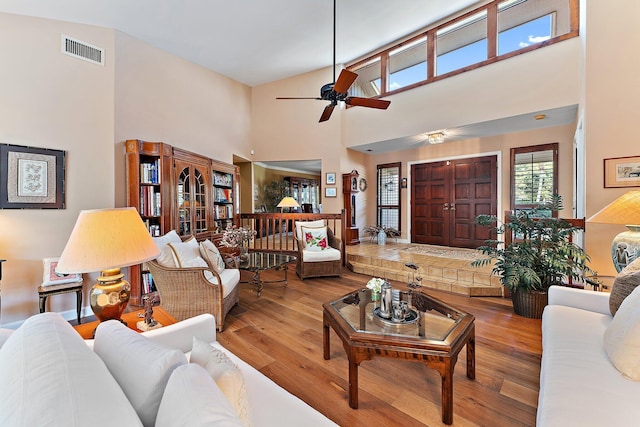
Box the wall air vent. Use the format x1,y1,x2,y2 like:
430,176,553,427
61,34,104,66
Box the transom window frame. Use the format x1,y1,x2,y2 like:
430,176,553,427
347,0,579,99
510,142,559,217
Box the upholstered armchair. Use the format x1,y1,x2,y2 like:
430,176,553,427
147,230,240,331
294,220,342,279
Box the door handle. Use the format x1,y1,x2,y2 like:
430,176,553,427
450,203,456,211
443,203,449,210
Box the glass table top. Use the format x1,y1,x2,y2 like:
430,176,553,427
239,252,296,272
328,288,468,342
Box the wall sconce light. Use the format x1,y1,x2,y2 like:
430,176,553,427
428,132,445,144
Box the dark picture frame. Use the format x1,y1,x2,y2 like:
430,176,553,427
604,156,640,188
0,144,66,209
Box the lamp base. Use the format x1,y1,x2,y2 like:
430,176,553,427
90,268,130,323
611,225,640,272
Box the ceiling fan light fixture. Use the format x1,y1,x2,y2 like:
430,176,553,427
428,132,445,144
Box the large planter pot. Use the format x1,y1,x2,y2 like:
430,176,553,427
511,289,548,319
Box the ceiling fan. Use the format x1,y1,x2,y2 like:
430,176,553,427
276,0,391,123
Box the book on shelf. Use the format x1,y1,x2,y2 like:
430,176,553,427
215,187,233,203
140,160,160,184
142,272,155,294
213,172,232,187
140,186,161,217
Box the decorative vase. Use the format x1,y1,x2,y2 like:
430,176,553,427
239,245,249,262
371,290,380,302
511,289,548,319
377,229,387,245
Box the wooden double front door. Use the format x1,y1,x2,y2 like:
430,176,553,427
411,156,497,249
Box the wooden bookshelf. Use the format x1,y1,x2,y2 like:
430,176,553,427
125,140,239,306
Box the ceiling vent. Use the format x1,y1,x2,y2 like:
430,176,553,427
61,34,104,66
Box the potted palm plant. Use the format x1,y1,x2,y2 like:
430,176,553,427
472,195,593,318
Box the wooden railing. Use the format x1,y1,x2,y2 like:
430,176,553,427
239,211,346,265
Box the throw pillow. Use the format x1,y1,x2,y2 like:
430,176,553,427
94,320,187,427
295,219,325,241
301,226,328,252
156,364,243,427
153,230,182,268
200,239,226,273
168,237,208,268
604,285,640,380
609,257,640,315
190,337,251,426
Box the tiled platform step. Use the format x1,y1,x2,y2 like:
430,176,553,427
346,242,504,297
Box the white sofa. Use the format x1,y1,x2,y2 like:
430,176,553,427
0,312,337,427
537,286,640,426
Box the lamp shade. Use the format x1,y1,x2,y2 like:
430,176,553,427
277,197,300,209
586,191,640,225
56,207,160,274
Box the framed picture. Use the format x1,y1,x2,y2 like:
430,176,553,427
604,156,640,188
325,187,337,197
42,257,82,287
0,144,66,209
326,172,336,185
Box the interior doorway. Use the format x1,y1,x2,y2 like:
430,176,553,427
411,155,497,249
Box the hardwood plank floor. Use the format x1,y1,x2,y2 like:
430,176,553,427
217,266,542,426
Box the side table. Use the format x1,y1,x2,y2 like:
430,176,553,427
38,281,83,324
73,306,178,339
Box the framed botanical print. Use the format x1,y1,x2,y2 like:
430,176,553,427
0,144,66,209
604,156,640,188
326,172,336,185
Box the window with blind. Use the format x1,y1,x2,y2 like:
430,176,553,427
377,163,401,230
511,143,558,214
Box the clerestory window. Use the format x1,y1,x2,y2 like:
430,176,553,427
348,0,577,98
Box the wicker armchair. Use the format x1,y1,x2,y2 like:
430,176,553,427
294,221,342,280
146,259,239,331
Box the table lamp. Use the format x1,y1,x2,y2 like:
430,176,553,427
56,207,160,323
587,191,640,272
277,196,300,212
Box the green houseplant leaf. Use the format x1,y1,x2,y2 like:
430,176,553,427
471,195,593,292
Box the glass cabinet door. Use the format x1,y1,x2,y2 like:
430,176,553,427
177,167,191,236
194,167,207,233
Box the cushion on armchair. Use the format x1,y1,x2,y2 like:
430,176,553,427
301,226,328,251
200,239,226,273
153,230,182,267
295,220,325,241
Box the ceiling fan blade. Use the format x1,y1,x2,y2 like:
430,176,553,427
276,97,322,100
319,104,335,122
345,97,391,110
333,69,358,94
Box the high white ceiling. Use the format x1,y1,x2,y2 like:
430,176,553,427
1,0,579,175
0,0,481,87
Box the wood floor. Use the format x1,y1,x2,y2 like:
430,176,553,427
217,266,542,427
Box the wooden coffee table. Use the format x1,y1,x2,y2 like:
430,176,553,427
323,288,475,425
73,306,177,339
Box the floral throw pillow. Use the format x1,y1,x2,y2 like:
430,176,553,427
302,226,328,251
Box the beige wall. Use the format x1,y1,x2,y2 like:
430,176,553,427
0,14,252,325
0,14,115,324
362,123,577,240
582,0,640,276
